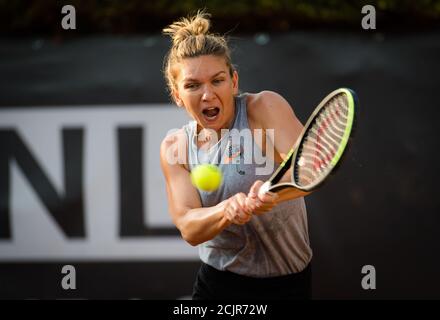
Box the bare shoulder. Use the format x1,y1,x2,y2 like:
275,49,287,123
160,128,186,148
246,91,296,129
160,128,188,170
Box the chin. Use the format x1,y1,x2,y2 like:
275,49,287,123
200,118,222,130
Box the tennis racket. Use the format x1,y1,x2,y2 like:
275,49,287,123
259,87,358,195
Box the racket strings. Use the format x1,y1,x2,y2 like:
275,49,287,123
295,94,349,187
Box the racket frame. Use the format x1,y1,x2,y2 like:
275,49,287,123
263,88,357,193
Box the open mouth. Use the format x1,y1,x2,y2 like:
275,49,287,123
202,107,220,121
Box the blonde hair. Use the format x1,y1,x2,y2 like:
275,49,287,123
162,11,235,99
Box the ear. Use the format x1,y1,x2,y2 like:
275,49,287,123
232,70,239,95
172,88,184,108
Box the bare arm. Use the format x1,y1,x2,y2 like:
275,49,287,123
249,91,312,204
160,131,251,246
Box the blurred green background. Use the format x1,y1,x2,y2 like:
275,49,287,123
1,0,440,35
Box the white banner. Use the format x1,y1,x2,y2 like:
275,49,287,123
0,105,199,261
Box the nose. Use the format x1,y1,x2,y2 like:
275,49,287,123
201,84,215,101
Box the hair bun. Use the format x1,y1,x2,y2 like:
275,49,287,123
163,11,211,47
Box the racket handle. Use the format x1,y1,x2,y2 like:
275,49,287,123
258,181,271,198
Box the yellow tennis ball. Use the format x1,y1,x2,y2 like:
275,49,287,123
191,164,222,192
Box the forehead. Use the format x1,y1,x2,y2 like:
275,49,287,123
177,55,228,81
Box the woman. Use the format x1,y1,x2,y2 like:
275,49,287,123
160,11,313,300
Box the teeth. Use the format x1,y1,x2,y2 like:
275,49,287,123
202,106,220,119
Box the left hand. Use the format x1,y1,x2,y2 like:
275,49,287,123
245,180,279,215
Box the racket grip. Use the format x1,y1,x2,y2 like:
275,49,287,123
258,181,271,198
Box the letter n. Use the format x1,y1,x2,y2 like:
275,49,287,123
0,129,85,239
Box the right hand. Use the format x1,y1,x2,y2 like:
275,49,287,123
245,180,279,215
221,193,253,225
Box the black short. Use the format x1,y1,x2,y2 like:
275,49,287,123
192,262,312,300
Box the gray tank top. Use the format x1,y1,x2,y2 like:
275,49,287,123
183,94,312,277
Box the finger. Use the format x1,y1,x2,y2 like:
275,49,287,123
250,195,265,209
239,210,252,222
235,193,247,206
258,181,273,199
231,201,251,222
258,190,279,203
232,211,249,225
234,214,249,224
250,194,266,210
245,197,257,211
233,218,246,225
249,180,264,198
225,207,236,221
230,203,241,218
236,193,253,215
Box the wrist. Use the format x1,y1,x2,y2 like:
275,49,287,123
215,200,231,226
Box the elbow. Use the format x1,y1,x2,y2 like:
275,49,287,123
182,233,200,247
180,227,202,246
176,217,202,247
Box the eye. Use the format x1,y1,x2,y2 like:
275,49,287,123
185,83,199,90
213,78,224,85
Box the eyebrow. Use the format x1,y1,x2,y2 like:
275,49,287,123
183,71,226,82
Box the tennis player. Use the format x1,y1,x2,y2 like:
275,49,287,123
160,11,313,300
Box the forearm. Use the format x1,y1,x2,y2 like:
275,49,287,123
178,202,231,246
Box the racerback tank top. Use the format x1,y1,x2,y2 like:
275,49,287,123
182,93,312,277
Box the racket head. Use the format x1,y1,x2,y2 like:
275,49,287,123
290,88,357,191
